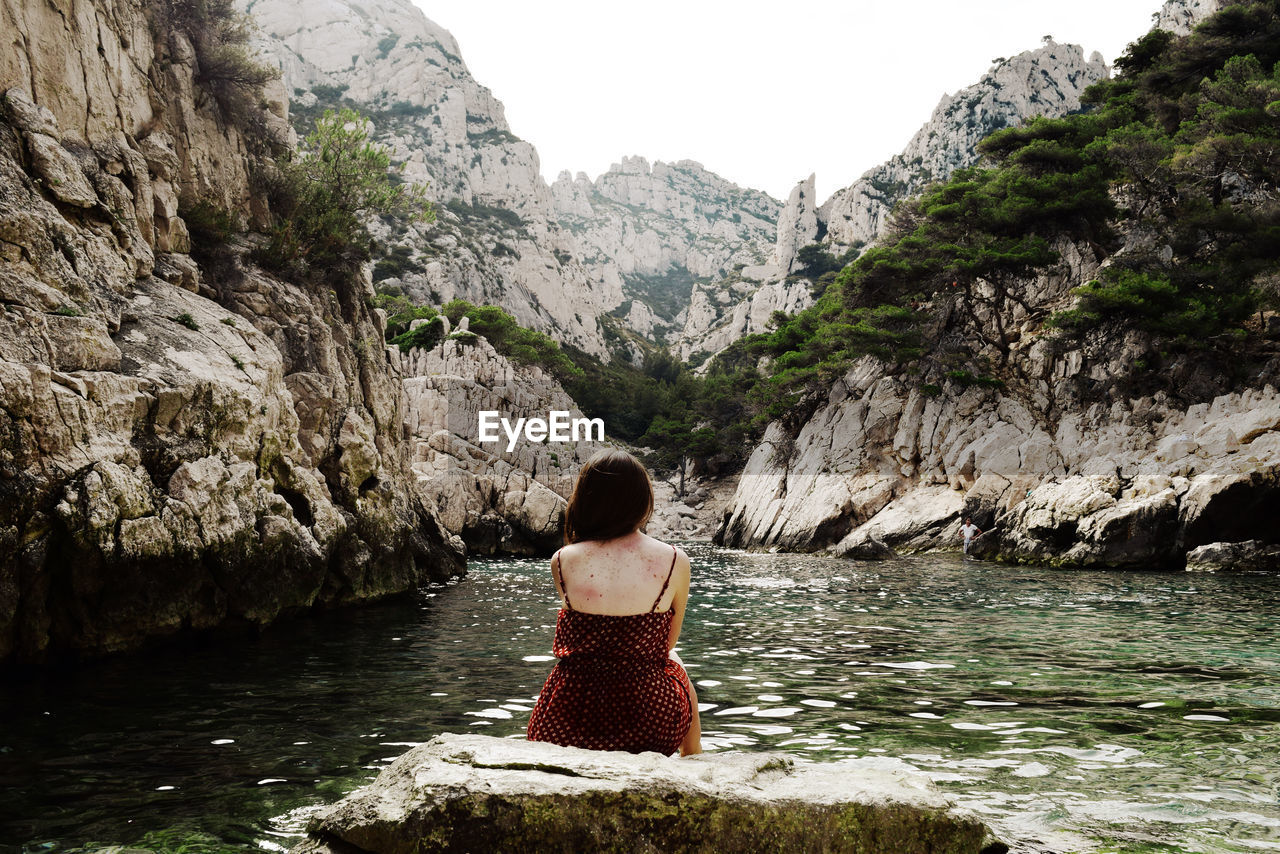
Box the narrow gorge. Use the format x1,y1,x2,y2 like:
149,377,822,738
3,0,1280,850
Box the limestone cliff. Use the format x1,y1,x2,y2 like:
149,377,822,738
1154,0,1229,34
671,43,1109,362
246,0,618,355
820,42,1110,250
550,157,780,341
716,233,1280,567
0,0,463,665
715,5,1280,567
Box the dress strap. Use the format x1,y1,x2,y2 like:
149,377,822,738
651,545,678,612
553,550,573,611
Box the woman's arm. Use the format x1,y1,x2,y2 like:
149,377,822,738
666,548,692,650
550,548,566,608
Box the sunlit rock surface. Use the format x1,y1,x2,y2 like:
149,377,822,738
247,0,617,355
1154,0,1230,34
290,733,1007,854
551,157,780,343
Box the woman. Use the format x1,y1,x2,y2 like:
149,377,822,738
527,449,702,757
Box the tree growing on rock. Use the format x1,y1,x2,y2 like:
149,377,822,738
257,107,434,286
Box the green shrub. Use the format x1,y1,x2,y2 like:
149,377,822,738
944,370,1005,389
255,107,434,286
376,34,399,59
389,315,445,351
181,199,240,254
156,0,279,136
372,245,425,282
174,312,200,331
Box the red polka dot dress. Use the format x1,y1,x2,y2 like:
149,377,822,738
527,546,694,755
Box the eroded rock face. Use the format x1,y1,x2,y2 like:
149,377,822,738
247,0,617,355
775,173,820,275
1154,0,1229,35
551,157,781,341
715,224,1280,568
718,366,1280,567
291,733,1006,854
395,335,607,555
0,0,462,665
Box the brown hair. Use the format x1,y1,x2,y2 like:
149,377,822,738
564,449,654,543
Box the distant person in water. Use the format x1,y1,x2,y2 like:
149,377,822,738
959,516,983,557
527,449,703,757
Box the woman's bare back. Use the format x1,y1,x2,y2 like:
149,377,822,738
556,531,688,616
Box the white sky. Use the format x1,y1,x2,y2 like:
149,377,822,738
414,1,1163,202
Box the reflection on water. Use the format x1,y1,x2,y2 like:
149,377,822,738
2,544,1278,852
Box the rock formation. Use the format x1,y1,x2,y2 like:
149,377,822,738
0,0,463,665
820,42,1110,250
672,173,819,361
550,156,780,342
246,0,618,355
717,228,1280,568
774,173,820,275
1154,0,1230,34
395,333,607,554
291,733,1007,854
672,42,1109,363
1185,540,1280,572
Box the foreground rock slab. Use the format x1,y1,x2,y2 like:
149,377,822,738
292,734,1006,854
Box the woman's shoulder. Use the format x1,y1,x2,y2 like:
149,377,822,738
639,534,689,565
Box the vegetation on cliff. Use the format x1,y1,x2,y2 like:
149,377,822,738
156,0,279,137
378,3,1280,483
712,0,1280,435
256,107,434,285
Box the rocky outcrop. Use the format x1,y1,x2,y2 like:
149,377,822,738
671,43,1109,364
551,157,780,337
1154,0,1229,35
677,274,813,363
291,733,1007,854
717,223,1280,568
672,173,822,360
247,0,617,355
774,173,820,275
0,0,462,665
1185,540,1280,572
395,334,606,555
722,365,1280,567
820,42,1109,250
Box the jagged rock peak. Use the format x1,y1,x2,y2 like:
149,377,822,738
247,0,618,356
776,174,820,274
1153,0,1230,35
247,0,475,102
820,41,1109,249
550,155,781,337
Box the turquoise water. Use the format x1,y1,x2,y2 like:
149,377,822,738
2,544,1278,852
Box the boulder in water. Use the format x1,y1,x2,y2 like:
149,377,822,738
290,733,1007,854
1185,540,1280,572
